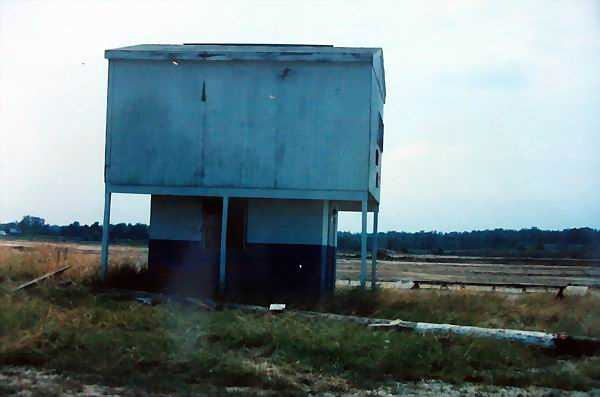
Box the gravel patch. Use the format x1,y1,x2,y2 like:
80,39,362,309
1,366,597,396
0,366,166,397
339,380,598,396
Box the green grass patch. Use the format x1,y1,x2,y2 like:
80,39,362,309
304,288,600,338
205,310,597,389
1,284,599,393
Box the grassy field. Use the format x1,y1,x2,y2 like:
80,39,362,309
1,243,600,395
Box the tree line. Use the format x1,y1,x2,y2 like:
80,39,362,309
0,216,147,242
2,215,599,258
338,228,600,258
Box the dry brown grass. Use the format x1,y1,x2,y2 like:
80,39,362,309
309,287,600,338
0,244,146,289
2,243,599,338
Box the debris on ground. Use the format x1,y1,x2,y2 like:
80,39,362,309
183,297,216,311
102,288,216,311
135,296,155,306
12,265,71,291
394,280,415,289
563,286,589,297
229,302,600,355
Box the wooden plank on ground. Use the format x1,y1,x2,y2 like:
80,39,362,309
13,265,71,292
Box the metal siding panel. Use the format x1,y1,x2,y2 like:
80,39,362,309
104,62,114,181
149,195,205,241
206,62,278,188
109,60,206,186
107,59,371,193
246,199,323,245
372,50,386,102
368,68,384,203
272,63,370,191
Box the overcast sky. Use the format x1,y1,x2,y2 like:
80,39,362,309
1,0,599,232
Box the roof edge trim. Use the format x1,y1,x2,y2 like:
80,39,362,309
105,49,375,62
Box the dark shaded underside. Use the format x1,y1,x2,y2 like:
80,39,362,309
148,239,335,300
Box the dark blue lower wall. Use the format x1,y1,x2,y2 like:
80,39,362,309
147,239,335,299
148,239,218,297
226,243,336,300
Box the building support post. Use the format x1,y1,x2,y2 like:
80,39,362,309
333,209,338,289
320,200,330,292
100,187,111,281
219,196,229,295
360,198,368,289
371,206,379,289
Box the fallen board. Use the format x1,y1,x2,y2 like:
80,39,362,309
13,265,72,291
410,279,570,297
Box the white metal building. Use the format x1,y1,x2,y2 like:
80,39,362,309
101,44,385,298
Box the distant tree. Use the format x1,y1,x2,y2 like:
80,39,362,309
19,215,46,234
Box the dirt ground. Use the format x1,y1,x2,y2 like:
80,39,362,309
1,366,594,397
336,258,600,287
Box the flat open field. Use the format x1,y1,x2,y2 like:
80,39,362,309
2,239,598,290
1,239,600,395
0,239,147,256
337,255,600,288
